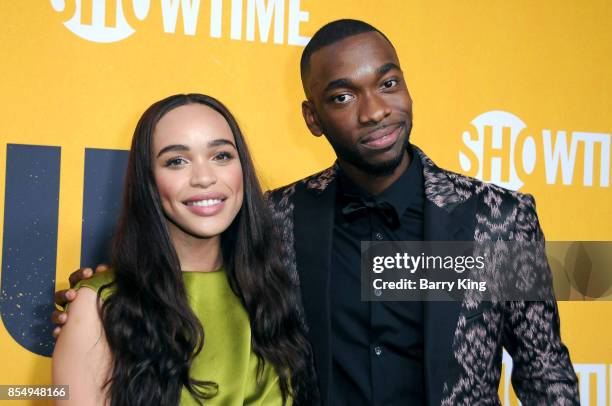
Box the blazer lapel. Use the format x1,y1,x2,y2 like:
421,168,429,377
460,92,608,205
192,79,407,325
293,169,337,405
415,146,478,405
422,198,476,405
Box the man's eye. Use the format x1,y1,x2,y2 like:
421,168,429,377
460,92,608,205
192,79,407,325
164,157,188,167
213,151,234,161
332,93,355,104
381,79,398,89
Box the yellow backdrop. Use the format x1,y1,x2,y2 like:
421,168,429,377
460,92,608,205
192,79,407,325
0,1,610,404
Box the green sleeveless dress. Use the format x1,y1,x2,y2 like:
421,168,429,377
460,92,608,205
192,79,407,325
75,268,288,405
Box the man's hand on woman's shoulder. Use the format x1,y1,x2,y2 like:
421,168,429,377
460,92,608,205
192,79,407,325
51,264,109,338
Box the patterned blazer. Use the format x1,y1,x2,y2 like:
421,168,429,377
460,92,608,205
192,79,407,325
266,145,579,406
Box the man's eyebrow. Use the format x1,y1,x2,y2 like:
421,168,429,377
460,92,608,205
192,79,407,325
377,63,401,76
324,78,352,92
157,144,188,158
322,63,402,93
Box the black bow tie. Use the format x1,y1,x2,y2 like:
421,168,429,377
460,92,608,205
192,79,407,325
342,197,400,229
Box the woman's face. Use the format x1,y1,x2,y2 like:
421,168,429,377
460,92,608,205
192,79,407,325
152,103,244,241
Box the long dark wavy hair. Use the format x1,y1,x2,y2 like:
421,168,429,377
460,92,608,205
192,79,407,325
100,94,314,405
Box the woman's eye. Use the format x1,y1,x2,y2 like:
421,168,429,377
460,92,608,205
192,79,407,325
213,151,234,161
381,79,398,89
332,93,355,104
164,157,188,167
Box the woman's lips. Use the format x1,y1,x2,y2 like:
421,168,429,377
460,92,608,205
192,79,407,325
184,197,226,216
361,124,402,150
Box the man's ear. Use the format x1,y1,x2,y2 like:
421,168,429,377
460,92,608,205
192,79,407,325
301,100,323,137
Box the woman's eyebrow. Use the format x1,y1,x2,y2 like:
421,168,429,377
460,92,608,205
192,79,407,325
208,139,236,148
156,144,189,158
156,139,236,158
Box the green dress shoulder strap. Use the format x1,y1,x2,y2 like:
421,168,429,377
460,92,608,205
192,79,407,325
72,269,116,300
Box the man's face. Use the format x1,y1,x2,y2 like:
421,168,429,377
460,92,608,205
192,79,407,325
302,31,412,176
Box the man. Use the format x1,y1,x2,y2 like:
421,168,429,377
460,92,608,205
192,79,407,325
54,19,579,405
266,20,579,405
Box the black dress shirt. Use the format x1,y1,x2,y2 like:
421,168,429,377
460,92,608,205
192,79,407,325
330,148,426,406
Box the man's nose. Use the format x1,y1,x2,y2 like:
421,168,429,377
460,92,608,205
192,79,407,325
358,92,391,125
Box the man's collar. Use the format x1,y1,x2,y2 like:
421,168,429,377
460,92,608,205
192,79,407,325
304,143,473,211
336,146,424,217
414,145,474,211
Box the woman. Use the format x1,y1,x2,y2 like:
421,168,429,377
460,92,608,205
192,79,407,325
52,94,314,405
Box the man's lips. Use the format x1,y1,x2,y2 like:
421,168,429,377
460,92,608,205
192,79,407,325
360,124,403,150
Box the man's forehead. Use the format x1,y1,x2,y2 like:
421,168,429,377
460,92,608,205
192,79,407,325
307,32,399,87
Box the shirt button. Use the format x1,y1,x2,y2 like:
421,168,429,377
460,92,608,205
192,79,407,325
373,345,382,356
374,232,384,241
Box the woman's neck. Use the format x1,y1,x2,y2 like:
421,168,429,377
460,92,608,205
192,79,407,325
168,225,223,272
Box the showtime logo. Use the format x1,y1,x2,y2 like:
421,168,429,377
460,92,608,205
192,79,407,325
50,0,310,45
50,0,144,42
459,111,611,191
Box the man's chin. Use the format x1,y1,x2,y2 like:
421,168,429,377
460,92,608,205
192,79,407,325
332,136,409,177
360,142,409,176
356,153,407,177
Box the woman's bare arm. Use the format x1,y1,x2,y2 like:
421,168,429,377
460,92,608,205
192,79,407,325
52,287,111,406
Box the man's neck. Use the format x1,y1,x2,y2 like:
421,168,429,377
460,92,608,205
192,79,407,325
338,151,411,196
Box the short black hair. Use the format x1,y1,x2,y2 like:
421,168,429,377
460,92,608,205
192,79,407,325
300,19,393,81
